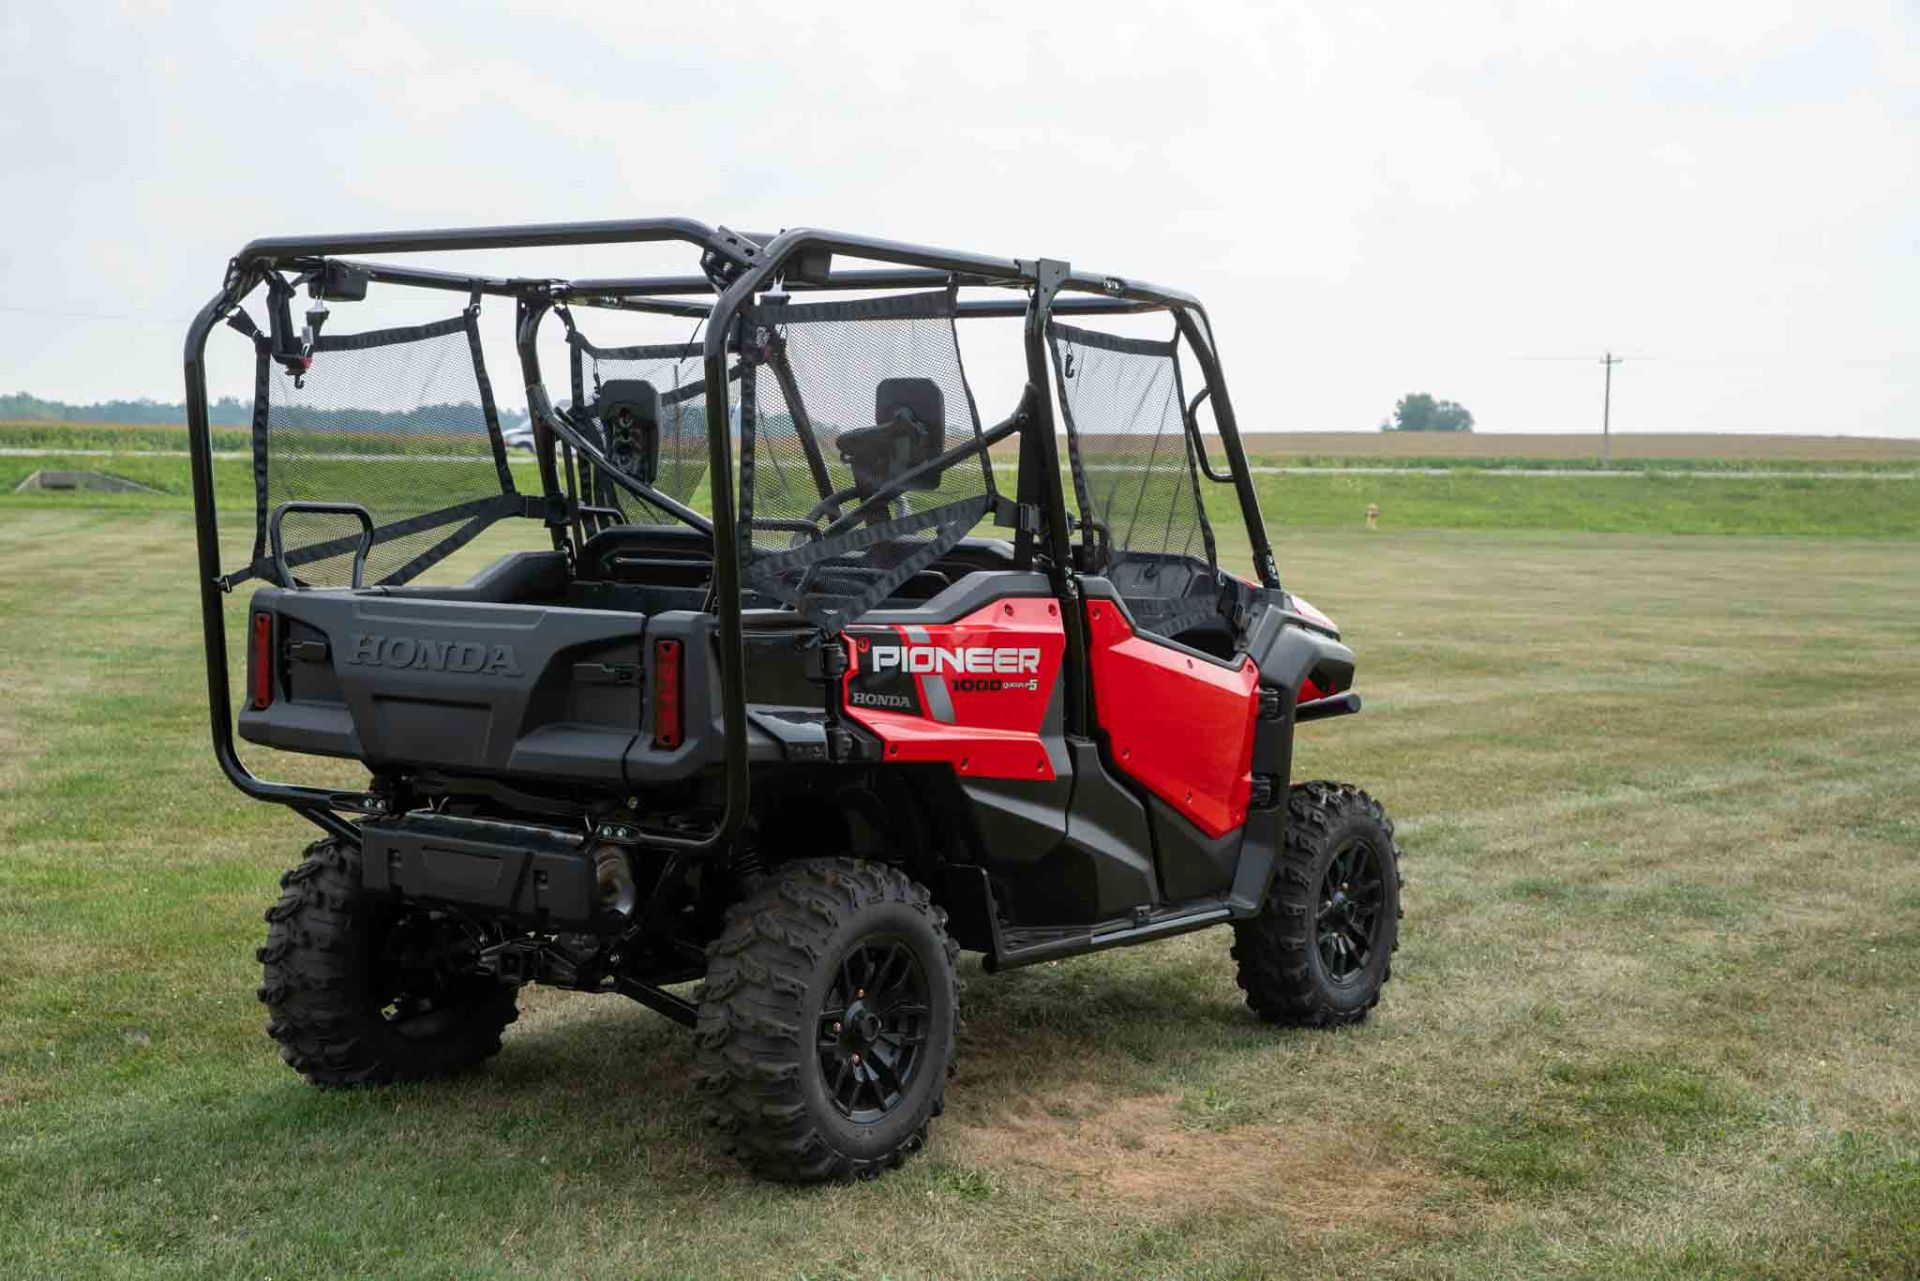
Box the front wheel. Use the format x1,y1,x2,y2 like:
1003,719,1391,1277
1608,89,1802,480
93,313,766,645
694,858,959,1182
1232,781,1403,1026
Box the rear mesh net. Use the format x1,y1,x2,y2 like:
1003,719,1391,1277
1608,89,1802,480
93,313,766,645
736,290,997,632
567,330,712,522
239,302,520,588
1047,321,1217,635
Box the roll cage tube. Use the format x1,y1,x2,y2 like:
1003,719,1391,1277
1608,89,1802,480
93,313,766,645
513,296,570,549
1021,258,1085,730
183,219,754,845
513,298,713,546
184,269,360,844
1171,306,1278,588
183,218,1281,854
1184,386,1233,484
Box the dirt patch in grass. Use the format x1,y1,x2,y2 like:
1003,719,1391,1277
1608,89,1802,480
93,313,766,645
950,1087,1452,1236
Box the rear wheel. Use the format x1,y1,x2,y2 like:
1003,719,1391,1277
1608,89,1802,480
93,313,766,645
257,839,517,1085
1232,781,1402,1026
694,857,958,1182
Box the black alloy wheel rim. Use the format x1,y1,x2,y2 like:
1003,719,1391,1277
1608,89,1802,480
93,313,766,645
1316,837,1386,984
817,936,931,1123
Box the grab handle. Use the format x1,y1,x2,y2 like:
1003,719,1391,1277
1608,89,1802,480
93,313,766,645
268,501,375,589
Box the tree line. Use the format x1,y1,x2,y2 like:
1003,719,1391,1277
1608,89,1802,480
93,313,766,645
1382,392,1473,432
1,391,529,431
11,384,1471,437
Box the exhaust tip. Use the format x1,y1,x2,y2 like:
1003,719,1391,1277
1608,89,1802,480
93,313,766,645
594,846,638,918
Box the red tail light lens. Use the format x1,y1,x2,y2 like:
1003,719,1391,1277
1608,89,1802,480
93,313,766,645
652,638,683,749
250,613,274,709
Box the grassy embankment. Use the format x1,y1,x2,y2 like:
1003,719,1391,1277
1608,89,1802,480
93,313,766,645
0,457,1914,1276
5,446,1919,544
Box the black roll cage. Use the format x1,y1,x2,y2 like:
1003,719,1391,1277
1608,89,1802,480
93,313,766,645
182,217,1280,853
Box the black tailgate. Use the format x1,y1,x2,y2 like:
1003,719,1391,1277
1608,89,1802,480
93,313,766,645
240,588,647,784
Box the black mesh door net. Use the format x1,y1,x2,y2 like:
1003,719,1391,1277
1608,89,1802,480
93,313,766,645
566,326,714,525
1047,320,1220,638
734,290,1000,633
229,293,523,589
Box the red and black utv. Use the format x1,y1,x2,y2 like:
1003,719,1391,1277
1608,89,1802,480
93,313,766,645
184,219,1402,1181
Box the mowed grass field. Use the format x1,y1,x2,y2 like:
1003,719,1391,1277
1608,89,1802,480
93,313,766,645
1,472,1917,1277
1234,431,1920,465
11,421,1920,467
6,446,1920,543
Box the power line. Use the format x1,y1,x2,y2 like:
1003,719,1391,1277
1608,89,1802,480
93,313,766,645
0,303,178,327
1508,353,1659,362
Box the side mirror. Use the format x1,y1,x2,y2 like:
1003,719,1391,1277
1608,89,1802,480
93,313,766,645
312,261,370,302
836,377,946,500
586,380,660,484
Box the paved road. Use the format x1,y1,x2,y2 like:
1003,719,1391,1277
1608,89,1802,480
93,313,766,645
0,447,531,464
1236,465,1919,479
1076,460,1919,479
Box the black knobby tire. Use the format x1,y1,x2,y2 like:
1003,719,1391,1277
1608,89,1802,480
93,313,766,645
1232,781,1403,1026
694,857,960,1182
257,838,518,1085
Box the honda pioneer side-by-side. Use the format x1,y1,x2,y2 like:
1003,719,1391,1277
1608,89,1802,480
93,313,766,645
183,219,1402,1181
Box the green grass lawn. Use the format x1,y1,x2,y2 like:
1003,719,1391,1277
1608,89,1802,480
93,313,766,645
1,484,1916,1277
1216,470,1920,541
5,451,1920,546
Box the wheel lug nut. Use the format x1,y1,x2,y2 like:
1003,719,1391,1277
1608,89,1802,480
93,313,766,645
832,1022,842,1034
851,1052,862,1064
856,989,866,999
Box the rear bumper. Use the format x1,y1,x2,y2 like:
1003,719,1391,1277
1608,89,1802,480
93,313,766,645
361,813,604,929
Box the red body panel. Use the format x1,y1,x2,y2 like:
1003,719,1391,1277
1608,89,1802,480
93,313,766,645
842,597,1066,780
1287,592,1338,633
1085,601,1259,838
1288,593,1338,701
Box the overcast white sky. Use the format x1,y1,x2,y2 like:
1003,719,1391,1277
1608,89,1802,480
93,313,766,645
1,0,1914,435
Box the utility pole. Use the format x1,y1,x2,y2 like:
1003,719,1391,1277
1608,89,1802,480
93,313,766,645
1599,351,1623,467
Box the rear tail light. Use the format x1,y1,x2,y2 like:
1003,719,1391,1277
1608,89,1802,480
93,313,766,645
651,638,683,749
250,613,274,709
